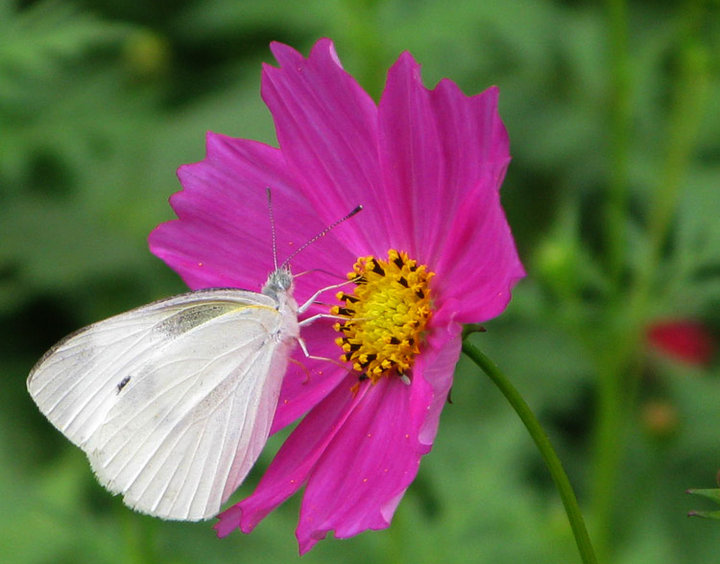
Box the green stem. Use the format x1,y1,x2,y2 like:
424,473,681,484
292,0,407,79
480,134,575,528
589,3,632,558
588,330,636,562
594,5,710,549
604,0,631,287
632,5,709,305
462,340,598,564
591,1,709,558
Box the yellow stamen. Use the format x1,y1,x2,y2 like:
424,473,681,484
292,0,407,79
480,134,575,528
331,249,434,383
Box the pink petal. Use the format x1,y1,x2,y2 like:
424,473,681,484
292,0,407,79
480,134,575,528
149,132,357,302
294,385,422,552
216,319,462,549
262,39,390,255
149,134,292,290
431,182,525,324
414,325,463,445
376,52,441,258
295,329,461,553
215,373,364,537
271,320,349,433
377,53,524,323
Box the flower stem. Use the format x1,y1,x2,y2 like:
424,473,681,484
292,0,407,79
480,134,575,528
462,340,598,564
631,2,710,305
588,331,637,561
591,2,710,556
604,0,631,288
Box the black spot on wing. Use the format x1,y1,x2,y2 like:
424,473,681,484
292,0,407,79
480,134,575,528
117,376,131,393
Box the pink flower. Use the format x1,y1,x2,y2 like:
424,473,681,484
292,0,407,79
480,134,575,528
647,319,715,366
149,38,524,553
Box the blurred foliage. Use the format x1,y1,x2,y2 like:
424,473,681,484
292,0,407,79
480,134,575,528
2,0,719,562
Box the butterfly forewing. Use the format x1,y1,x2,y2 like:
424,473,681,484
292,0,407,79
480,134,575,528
27,288,296,520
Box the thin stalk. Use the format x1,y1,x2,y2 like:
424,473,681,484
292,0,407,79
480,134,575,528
588,326,639,561
604,0,631,287
591,3,632,555
462,340,598,564
632,11,710,306
591,1,709,557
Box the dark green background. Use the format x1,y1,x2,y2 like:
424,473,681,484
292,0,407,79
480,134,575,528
2,0,719,562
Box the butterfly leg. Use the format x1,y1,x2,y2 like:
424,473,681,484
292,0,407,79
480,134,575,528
297,280,353,314
295,336,348,372
298,312,348,327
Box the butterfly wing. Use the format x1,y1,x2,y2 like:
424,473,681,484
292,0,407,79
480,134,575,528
27,288,297,520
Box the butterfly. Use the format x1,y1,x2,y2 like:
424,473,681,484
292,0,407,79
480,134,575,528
27,199,361,521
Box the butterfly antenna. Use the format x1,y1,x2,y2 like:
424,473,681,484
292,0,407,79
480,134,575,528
281,204,363,268
267,188,279,271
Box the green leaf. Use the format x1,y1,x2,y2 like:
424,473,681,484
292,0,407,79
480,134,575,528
687,488,720,505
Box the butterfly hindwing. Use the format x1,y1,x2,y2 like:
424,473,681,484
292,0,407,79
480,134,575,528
28,288,292,520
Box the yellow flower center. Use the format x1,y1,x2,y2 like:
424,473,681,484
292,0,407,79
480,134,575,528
331,249,434,383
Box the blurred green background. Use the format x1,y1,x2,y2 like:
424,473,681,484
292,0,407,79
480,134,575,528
2,0,719,562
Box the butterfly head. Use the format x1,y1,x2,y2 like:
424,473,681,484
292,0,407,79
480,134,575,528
262,267,294,300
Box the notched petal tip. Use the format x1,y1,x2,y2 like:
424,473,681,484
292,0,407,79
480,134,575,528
174,131,229,187
310,37,342,68
268,38,341,71
386,50,423,88
204,130,231,154
268,41,302,67
214,506,242,538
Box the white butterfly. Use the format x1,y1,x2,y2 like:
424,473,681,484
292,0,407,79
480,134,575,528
27,203,361,521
